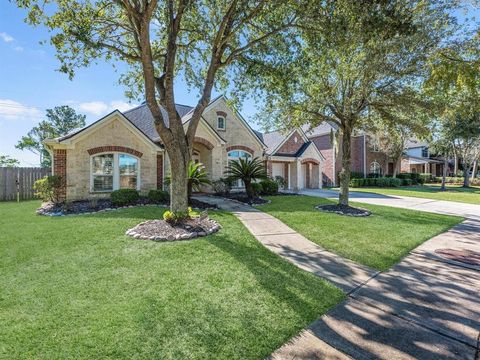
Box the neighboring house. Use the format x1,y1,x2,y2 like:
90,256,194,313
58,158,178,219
44,96,324,202
400,139,444,176
263,129,325,190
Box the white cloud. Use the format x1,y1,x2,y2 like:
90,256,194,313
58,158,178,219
14,46,23,52
77,100,137,116
0,99,41,121
0,32,14,43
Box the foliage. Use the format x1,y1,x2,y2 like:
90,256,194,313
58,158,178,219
397,172,424,185
226,157,267,200
163,207,194,225
274,176,287,189
147,190,169,204
350,177,402,188
15,106,86,167
110,189,139,206
211,177,234,196
349,172,364,179
0,155,20,167
259,179,279,195
15,0,300,212
250,182,262,197
247,0,453,205
33,175,63,203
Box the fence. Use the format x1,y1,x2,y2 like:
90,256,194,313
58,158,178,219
0,167,51,201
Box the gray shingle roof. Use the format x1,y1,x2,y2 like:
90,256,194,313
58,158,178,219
302,122,338,138
123,103,193,142
405,138,428,149
263,130,287,155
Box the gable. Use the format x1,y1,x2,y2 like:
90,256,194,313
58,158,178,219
276,130,306,155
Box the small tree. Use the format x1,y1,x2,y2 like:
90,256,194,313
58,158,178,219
226,157,267,201
16,106,86,167
0,155,20,167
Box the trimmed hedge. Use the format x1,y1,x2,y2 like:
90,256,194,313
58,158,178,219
148,189,169,203
397,172,424,185
350,177,402,188
259,179,279,195
110,189,139,206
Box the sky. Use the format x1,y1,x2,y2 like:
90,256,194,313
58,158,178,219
0,2,260,166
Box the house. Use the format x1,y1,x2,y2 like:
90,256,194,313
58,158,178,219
44,96,324,202
305,123,444,186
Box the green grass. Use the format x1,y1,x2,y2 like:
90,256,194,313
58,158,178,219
0,201,344,360
349,185,480,205
262,195,462,271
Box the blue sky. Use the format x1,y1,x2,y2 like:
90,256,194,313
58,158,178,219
0,2,259,166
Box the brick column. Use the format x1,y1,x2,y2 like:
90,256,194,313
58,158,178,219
156,154,163,190
284,163,289,188
53,149,67,202
265,160,272,177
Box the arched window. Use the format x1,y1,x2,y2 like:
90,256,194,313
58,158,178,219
370,161,381,176
227,150,252,187
91,153,139,192
217,115,226,130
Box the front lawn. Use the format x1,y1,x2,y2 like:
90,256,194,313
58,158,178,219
349,185,480,205
262,195,462,271
0,201,343,360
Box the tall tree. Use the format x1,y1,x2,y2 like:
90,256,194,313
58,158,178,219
0,155,20,167
16,105,86,167
16,0,298,213
249,0,452,206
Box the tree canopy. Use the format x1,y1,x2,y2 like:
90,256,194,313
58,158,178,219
0,155,20,167
16,105,86,167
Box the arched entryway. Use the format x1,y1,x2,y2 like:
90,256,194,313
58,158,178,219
301,158,321,189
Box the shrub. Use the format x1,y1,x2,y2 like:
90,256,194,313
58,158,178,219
148,189,169,204
110,189,139,206
259,178,279,195
274,176,287,189
350,178,363,187
402,178,413,186
163,207,194,225
350,171,364,179
420,173,435,183
349,177,401,188
212,177,233,196
33,175,63,203
251,182,262,197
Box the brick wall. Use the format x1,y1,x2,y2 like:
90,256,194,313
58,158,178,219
53,149,67,202
310,134,335,186
277,130,305,155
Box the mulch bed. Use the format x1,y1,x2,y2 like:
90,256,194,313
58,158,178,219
37,197,217,216
315,204,371,217
126,216,221,241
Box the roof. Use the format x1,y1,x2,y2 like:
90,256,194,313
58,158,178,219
405,138,428,149
123,103,193,142
302,122,339,138
274,141,313,157
263,130,286,154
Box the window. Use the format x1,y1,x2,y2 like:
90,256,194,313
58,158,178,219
371,138,380,152
217,116,226,130
422,147,429,158
91,153,139,192
228,150,252,187
370,161,381,176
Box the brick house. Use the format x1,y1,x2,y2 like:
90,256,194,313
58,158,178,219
44,96,324,202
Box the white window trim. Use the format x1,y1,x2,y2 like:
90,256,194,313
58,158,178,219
90,152,141,192
370,161,381,175
227,149,252,188
217,115,226,130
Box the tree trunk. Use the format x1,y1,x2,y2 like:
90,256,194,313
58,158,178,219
454,153,458,175
463,161,470,188
440,158,447,191
471,159,478,181
338,125,352,206
392,157,400,178
244,180,253,200
167,145,190,213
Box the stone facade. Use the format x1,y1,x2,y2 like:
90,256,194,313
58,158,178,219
61,115,161,201
53,149,67,201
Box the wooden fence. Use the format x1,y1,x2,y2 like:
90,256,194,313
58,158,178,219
0,167,51,201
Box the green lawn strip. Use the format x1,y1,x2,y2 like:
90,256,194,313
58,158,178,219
0,201,343,360
349,185,480,205
262,195,462,271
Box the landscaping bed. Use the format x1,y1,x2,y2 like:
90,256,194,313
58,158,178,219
315,204,371,217
36,196,217,216
222,192,270,205
126,216,221,241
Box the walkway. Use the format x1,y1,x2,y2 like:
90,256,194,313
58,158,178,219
194,195,378,293
195,195,480,359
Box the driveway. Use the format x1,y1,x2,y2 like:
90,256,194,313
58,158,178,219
270,189,480,359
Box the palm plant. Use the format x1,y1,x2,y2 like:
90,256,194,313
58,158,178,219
226,157,267,200
166,161,211,202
